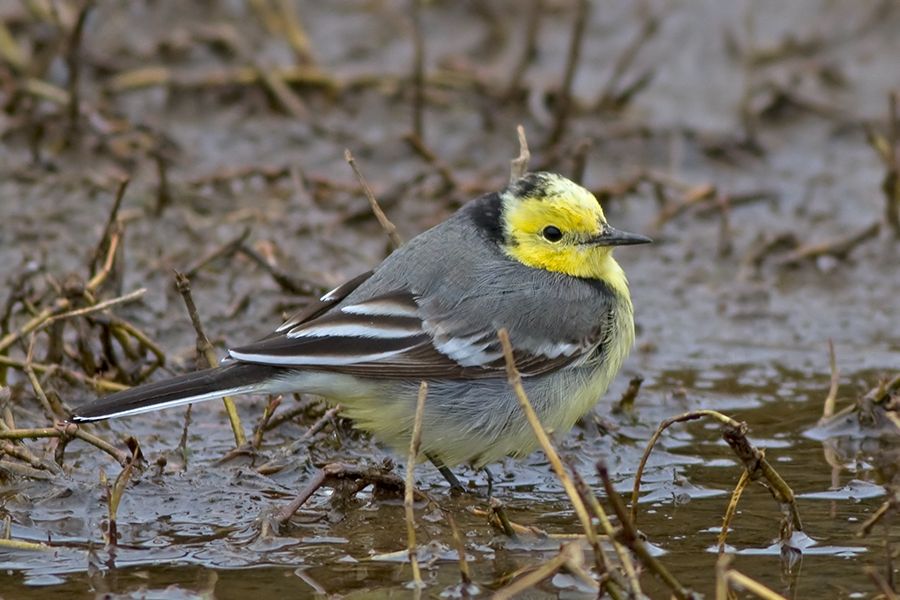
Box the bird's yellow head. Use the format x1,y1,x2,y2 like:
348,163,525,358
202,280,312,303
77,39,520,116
500,172,651,293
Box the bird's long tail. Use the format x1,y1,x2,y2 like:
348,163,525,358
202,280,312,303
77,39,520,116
71,362,282,422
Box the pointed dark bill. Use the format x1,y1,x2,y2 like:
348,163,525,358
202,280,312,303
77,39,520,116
585,226,653,247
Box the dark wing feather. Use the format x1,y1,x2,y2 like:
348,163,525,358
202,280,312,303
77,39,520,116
227,286,599,379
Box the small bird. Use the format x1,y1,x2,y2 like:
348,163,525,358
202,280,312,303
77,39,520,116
72,172,650,487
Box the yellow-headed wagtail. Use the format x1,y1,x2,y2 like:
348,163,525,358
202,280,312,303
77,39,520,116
73,172,651,489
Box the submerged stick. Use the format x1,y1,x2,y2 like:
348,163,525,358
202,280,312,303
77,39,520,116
717,468,750,552
570,465,639,597
631,409,803,534
445,511,472,586
404,381,427,588
597,461,695,600
493,543,586,600
821,339,839,420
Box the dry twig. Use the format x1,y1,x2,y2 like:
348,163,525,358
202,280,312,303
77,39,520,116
344,149,403,249
404,381,427,589
509,125,531,182
173,271,246,447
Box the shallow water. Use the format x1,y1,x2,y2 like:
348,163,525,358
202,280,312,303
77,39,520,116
1,0,898,598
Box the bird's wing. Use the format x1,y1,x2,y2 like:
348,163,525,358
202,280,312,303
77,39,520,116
275,270,375,332
227,286,599,379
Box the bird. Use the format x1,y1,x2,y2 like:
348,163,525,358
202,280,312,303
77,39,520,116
72,171,651,490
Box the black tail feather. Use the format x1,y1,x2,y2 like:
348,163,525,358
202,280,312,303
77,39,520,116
71,362,281,422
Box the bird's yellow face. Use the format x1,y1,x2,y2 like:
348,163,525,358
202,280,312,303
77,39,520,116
500,173,650,294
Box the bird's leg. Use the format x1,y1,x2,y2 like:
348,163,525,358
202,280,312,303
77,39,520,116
481,465,495,499
426,453,466,494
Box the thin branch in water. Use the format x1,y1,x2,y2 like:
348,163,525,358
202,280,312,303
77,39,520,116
445,511,473,587
497,328,598,547
717,468,750,553
597,460,695,600
404,381,427,589
821,339,839,420
613,375,643,414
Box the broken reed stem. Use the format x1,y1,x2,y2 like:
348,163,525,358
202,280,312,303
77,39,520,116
614,375,643,413
410,0,425,140
237,243,319,295
865,565,899,600
493,542,585,600
726,569,788,600
184,227,251,278
597,461,694,600
822,339,839,420
0,538,51,551
344,149,403,249
275,0,316,65
177,403,192,468
721,424,803,533
0,418,128,466
47,288,145,325
856,488,898,537
546,0,589,146
470,505,547,537
25,334,58,419
775,221,880,267
86,228,121,292
403,132,456,190
90,178,129,277
569,466,639,597
509,125,531,182
173,271,246,447
631,409,804,535
489,497,518,538
445,511,472,586
276,468,327,526
106,449,137,547
631,409,741,524
404,381,427,589
496,328,598,547
717,468,750,552
252,396,281,449
0,305,57,355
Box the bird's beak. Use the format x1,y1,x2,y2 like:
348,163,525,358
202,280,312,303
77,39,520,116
585,225,653,247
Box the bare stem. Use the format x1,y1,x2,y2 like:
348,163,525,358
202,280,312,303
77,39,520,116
344,149,403,249
404,381,427,588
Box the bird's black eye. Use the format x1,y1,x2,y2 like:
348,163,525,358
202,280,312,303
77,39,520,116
541,225,563,242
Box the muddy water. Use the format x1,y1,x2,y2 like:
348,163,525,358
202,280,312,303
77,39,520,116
1,1,899,598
